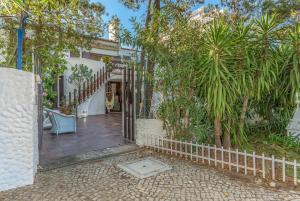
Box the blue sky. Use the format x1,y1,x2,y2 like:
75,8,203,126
94,0,220,38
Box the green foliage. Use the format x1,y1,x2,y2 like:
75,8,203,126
0,0,105,108
268,134,300,151
198,19,238,120
261,0,300,21
221,0,300,21
134,0,300,149
118,0,146,10
40,49,67,108
248,132,300,161
0,0,24,16
158,95,213,143
68,64,93,88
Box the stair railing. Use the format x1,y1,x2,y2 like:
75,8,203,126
66,67,111,108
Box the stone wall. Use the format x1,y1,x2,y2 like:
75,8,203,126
136,119,166,146
0,67,38,192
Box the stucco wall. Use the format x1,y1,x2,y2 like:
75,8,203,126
64,57,122,116
64,57,107,97
0,67,38,192
136,119,166,146
64,58,107,116
77,87,106,117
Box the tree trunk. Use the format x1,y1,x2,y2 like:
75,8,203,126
146,60,154,117
214,117,222,147
145,0,160,117
154,0,160,10
238,95,249,142
223,120,231,149
138,0,152,118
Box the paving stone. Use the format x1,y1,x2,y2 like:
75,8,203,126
0,149,300,201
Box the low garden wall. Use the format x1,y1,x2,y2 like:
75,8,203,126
0,67,39,191
136,119,166,146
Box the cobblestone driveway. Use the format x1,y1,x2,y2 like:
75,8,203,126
1,149,300,201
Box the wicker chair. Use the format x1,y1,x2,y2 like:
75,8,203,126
44,108,76,135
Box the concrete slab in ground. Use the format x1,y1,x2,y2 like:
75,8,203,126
118,157,172,178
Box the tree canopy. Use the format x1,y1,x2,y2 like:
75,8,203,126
0,0,106,107
135,0,300,149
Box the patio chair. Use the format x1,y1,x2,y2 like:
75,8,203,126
44,108,76,135
43,110,52,130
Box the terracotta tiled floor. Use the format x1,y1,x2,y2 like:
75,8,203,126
40,113,125,161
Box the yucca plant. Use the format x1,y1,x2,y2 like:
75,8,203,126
286,23,300,102
197,19,239,147
229,20,254,147
252,14,281,100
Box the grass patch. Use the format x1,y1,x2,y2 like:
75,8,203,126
246,132,300,162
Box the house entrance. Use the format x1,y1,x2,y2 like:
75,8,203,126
39,66,136,163
106,81,122,113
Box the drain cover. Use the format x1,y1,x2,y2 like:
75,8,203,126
117,157,172,178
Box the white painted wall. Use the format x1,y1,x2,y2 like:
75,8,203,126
64,45,138,116
136,119,166,146
0,67,38,192
64,57,106,97
77,87,106,117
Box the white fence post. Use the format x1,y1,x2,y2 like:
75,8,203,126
214,145,217,167
143,136,299,185
244,150,247,175
294,160,298,186
236,149,239,173
201,144,204,164
170,136,173,155
282,157,285,182
229,147,231,171
253,152,256,176
175,139,178,156
150,136,155,151
262,153,265,179
163,137,165,152
272,155,275,180
208,145,211,165
190,141,193,161
180,140,182,157
196,142,199,162
221,147,224,169
185,141,187,159
158,136,161,152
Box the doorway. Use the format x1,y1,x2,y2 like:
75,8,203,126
39,67,136,163
106,81,122,113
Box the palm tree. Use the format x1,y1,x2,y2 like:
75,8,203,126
198,19,238,147
285,22,300,102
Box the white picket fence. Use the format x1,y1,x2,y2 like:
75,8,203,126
142,134,300,186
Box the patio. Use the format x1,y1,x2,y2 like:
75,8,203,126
40,113,125,161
